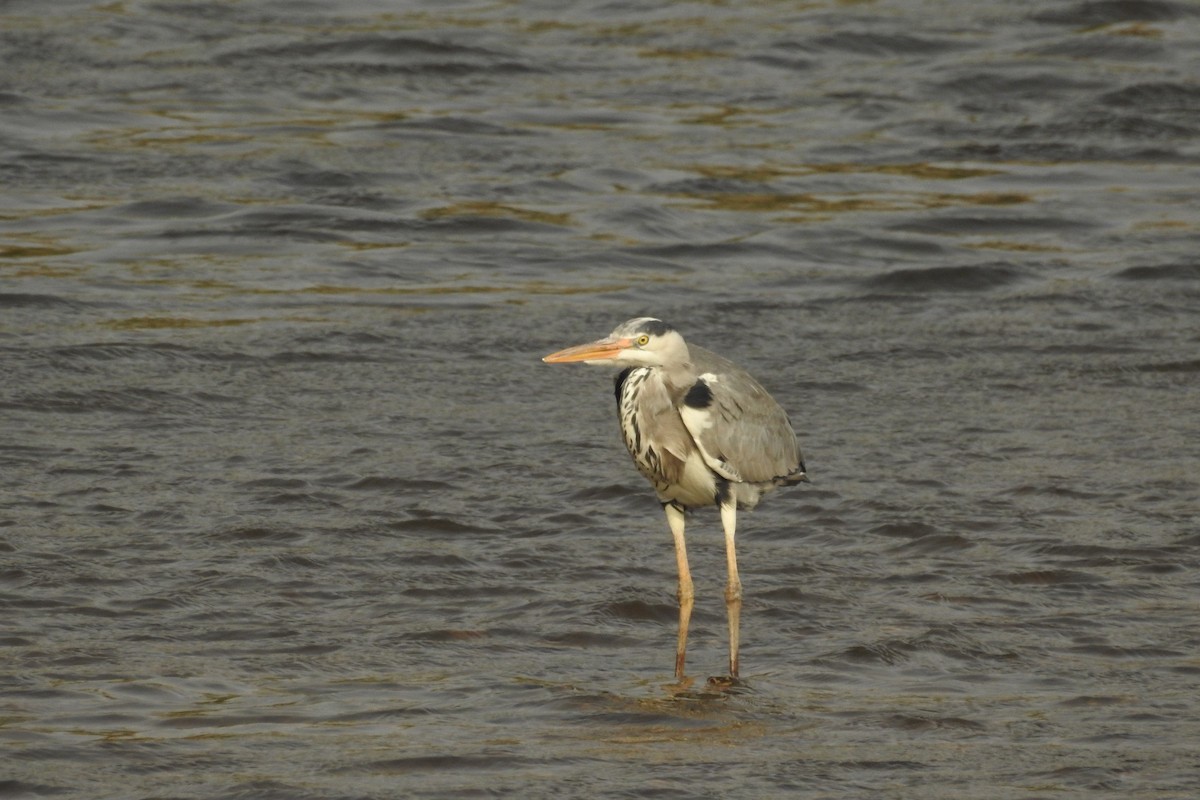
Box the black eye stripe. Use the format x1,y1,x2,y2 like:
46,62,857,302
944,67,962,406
640,319,673,337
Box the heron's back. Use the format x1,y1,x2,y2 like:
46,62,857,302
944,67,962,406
683,345,804,484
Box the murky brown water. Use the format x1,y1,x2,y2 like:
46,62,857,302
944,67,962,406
3,1,1199,798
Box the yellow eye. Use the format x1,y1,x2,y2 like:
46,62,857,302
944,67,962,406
636,335,650,346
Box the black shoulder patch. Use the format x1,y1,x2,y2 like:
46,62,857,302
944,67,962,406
613,367,633,407
683,379,713,409
642,319,674,337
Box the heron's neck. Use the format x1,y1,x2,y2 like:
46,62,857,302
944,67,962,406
658,357,695,392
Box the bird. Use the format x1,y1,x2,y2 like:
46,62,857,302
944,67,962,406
543,317,807,683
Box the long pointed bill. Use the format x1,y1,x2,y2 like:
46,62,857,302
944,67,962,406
543,337,632,364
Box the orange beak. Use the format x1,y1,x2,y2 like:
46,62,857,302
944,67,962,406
543,337,633,363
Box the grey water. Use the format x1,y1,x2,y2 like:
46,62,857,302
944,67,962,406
2,1,1199,797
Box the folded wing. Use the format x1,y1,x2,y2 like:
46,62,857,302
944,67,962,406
677,345,803,485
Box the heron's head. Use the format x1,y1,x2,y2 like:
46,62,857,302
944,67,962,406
543,317,688,368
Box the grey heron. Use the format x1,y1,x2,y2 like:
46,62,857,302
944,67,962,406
543,317,807,683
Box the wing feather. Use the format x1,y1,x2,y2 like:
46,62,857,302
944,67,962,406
679,345,802,484
629,369,694,486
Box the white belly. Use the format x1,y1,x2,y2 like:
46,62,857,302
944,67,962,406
654,449,717,508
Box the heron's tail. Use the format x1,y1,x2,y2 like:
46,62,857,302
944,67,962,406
776,469,810,487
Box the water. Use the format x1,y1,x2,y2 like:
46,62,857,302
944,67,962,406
2,1,1199,797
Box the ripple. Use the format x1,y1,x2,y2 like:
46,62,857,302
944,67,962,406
890,214,1096,236
0,292,80,308
1100,81,1200,115
598,599,676,623
1031,1,1199,25
343,752,539,774
936,71,1107,102
882,713,986,733
344,475,452,492
387,517,498,534
1024,35,1165,62
1068,643,1182,658
1131,358,1200,373
887,533,975,555
214,35,542,76
211,526,306,543
1113,262,1200,281
812,31,965,57
387,116,532,137
114,196,237,218
997,570,1102,586
862,264,1025,292
0,387,205,415
869,521,941,539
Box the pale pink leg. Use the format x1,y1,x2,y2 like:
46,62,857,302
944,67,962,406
665,504,693,679
720,501,742,679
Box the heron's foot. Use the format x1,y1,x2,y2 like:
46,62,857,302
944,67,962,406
705,675,751,693
667,677,733,702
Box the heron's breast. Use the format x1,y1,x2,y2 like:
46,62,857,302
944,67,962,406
616,367,726,507
616,368,649,452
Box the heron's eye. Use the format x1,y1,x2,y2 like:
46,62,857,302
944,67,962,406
636,334,650,346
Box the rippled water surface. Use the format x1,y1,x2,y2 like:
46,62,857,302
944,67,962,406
3,1,1200,798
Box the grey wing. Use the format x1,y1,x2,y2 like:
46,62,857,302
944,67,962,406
679,346,802,484
632,370,696,487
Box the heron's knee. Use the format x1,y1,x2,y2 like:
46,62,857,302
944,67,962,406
724,580,742,604
677,581,695,606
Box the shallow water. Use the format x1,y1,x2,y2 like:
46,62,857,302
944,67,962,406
2,1,1200,798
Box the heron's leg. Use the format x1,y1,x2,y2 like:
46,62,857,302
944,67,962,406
720,500,742,678
664,503,693,679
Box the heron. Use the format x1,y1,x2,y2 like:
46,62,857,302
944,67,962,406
543,317,807,683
